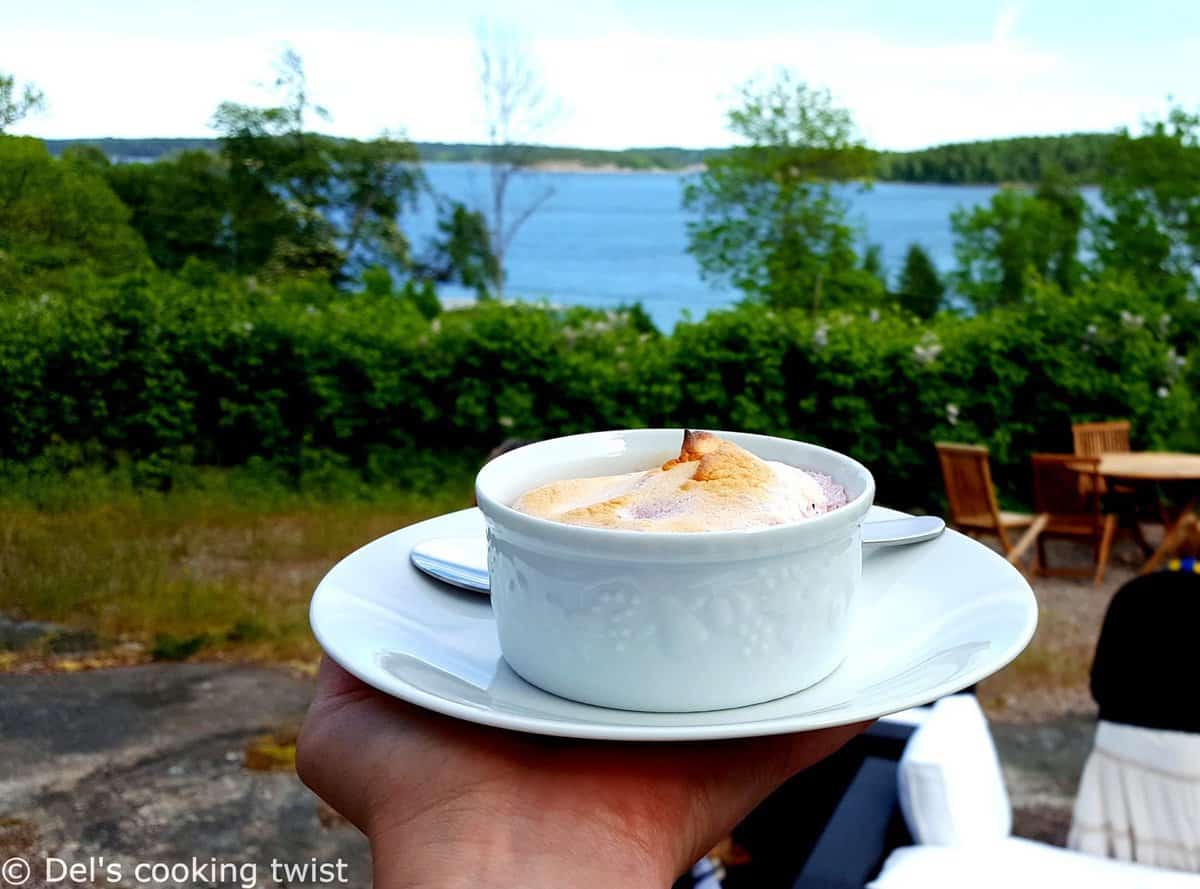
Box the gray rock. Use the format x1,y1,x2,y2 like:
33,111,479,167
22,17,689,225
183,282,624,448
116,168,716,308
0,663,370,888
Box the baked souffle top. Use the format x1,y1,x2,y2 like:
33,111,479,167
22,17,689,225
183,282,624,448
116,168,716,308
512,430,848,532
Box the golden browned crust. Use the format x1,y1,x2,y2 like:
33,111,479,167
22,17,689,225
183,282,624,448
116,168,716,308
664,429,773,491
514,430,776,530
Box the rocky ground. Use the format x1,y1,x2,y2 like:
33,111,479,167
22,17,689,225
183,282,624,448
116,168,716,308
0,663,369,889
0,531,1152,884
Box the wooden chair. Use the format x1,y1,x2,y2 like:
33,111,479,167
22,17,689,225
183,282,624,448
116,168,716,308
1071,420,1132,458
1009,454,1118,585
1071,418,1159,553
1073,418,1132,488
935,443,1035,555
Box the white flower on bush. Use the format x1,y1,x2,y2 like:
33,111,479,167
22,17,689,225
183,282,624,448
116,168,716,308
946,403,960,425
1085,323,1099,339
431,319,442,334
869,308,881,323
1119,310,1144,330
1158,386,1170,399
812,323,829,349
1159,313,1172,336
305,304,317,315
499,415,515,429
913,332,942,365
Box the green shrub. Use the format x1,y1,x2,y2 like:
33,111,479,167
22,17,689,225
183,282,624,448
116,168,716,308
1,271,1193,511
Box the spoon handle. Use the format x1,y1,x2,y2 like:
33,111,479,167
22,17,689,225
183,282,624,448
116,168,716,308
411,515,945,594
410,536,490,593
861,515,946,547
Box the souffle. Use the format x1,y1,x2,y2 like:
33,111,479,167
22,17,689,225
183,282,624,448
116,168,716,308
513,430,847,532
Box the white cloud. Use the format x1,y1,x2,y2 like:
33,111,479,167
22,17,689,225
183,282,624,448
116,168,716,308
3,25,1194,149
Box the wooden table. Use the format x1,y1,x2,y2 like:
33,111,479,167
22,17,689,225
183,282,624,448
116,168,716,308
1093,452,1200,572
1095,452,1200,482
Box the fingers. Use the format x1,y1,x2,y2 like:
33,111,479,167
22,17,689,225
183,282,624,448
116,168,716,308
313,654,369,701
296,657,381,833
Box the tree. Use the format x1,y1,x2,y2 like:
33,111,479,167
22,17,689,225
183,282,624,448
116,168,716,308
1034,167,1086,295
0,71,45,133
895,244,945,319
106,149,233,270
417,202,500,299
210,49,422,280
950,179,1085,312
683,72,880,311
477,22,560,293
1093,106,1200,299
861,243,887,288
0,136,147,289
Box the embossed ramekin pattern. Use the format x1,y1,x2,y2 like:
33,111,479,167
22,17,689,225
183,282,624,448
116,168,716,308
475,430,875,712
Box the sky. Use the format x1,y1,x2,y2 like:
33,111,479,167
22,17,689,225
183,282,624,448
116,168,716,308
4,0,1198,151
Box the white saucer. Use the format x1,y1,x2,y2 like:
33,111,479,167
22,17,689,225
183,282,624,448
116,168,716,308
310,506,1037,741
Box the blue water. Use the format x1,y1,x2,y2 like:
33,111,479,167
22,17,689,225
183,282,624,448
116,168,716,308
404,163,1037,330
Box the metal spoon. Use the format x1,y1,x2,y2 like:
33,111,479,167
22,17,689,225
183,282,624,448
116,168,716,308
410,515,945,595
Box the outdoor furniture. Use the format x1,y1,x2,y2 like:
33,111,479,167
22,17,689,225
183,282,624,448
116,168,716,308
1090,452,1200,574
1072,420,1133,459
1008,454,1117,585
1072,419,1137,503
935,443,1035,556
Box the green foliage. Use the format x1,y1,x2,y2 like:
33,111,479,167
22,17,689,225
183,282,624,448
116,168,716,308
419,202,500,298
1093,107,1200,299
684,73,880,311
211,107,422,280
615,302,659,335
0,272,1191,512
0,136,148,288
0,71,45,133
106,149,232,270
360,265,394,297
950,183,1085,311
399,279,442,321
877,133,1118,184
861,244,886,287
895,244,945,318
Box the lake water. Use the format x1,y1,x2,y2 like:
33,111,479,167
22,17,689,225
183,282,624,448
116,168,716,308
406,162,1016,329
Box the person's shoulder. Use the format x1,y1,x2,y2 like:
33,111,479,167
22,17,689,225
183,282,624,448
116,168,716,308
1110,569,1200,610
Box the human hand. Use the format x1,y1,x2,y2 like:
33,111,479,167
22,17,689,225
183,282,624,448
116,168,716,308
298,657,868,889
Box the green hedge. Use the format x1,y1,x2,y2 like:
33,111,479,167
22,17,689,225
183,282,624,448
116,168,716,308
1,270,1194,510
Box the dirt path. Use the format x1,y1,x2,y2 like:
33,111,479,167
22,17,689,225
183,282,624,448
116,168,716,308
0,664,369,889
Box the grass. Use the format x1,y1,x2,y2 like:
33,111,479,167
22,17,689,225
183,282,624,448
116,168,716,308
0,462,473,664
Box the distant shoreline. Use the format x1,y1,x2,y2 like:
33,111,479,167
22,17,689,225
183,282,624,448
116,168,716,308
39,132,1115,186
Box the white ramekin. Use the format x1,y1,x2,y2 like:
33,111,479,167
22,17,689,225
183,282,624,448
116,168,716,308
474,429,875,712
